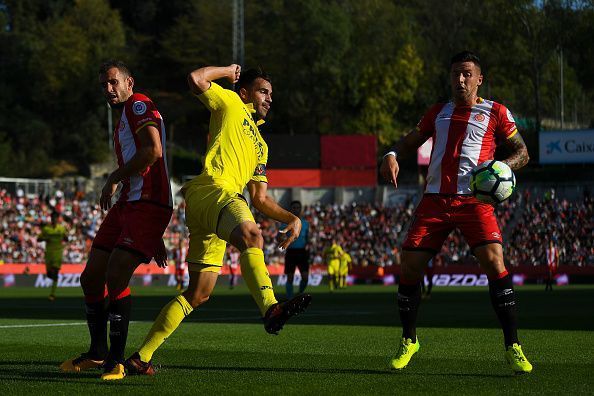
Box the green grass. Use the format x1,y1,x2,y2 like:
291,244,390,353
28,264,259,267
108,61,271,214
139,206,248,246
1,285,593,395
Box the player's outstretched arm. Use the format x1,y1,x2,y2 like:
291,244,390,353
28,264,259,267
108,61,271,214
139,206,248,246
247,180,301,250
187,64,241,95
501,132,530,171
380,129,427,188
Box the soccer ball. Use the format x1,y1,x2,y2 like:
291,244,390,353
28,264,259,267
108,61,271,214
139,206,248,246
470,160,516,204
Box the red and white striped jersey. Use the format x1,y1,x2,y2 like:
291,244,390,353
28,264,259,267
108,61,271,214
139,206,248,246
114,93,172,207
417,99,518,194
546,245,559,270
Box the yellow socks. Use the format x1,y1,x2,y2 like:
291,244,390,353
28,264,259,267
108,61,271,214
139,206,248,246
138,294,193,362
240,247,278,316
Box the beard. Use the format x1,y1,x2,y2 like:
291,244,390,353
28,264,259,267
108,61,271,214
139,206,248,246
109,101,125,110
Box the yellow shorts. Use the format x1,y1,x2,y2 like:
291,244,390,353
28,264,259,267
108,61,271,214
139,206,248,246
339,265,349,276
183,183,255,272
327,259,340,276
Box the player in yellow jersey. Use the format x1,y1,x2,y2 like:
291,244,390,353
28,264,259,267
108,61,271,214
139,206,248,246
323,239,344,292
125,65,312,376
339,251,352,289
38,212,68,301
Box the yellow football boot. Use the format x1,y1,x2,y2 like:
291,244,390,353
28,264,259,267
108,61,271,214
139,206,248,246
60,354,104,372
101,362,126,381
505,343,533,374
390,337,420,370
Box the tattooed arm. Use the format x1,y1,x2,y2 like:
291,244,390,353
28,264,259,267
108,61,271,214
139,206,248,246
502,132,530,171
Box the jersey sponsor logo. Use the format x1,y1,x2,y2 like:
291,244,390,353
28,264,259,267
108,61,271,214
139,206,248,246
474,113,485,122
254,164,267,176
132,100,148,115
491,232,501,239
242,118,265,160
506,108,515,123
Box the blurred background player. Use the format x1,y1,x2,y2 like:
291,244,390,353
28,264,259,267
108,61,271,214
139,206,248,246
323,238,344,292
60,60,173,381
125,64,312,377
174,238,187,291
281,200,310,298
226,245,240,289
338,250,352,289
38,211,67,301
381,51,532,374
545,239,559,291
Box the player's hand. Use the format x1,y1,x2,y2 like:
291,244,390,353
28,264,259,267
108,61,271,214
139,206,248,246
380,154,400,189
154,239,168,268
100,176,118,211
278,216,301,251
228,64,241,84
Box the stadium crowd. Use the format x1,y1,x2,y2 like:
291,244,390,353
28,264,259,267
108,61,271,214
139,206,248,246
1,187,592,268
507,190,593,267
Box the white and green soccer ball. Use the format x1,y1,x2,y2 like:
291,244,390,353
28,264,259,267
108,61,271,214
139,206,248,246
470,160,516,204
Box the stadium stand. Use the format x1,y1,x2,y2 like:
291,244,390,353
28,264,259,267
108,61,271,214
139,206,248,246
1,187,592,270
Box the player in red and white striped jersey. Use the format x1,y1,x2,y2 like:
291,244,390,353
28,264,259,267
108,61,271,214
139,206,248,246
60,60,173,380
545,239,559,291
381,51,532,374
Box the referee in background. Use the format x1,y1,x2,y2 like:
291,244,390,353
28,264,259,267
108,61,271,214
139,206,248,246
282,200,310,298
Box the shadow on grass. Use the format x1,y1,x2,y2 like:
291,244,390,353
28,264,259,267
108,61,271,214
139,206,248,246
0,287,592,330
162,364,510,378
0,369,151,387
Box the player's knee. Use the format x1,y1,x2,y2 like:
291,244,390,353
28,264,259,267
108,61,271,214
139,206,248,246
184,292,211,308
401,263,423,282
80,268,100,293
241,226,263,250
476,250,505,274
106,271,129,294
479,257,505,277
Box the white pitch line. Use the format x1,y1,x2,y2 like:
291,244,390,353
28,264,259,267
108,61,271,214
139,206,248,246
0,322,88,329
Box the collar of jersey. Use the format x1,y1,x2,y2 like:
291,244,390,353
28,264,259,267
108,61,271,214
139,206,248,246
450,97,484,107
245,103,265,126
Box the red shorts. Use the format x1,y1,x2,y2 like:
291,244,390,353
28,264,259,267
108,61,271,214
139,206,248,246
175,262,187,277
93,201,173,260
403,194,502,254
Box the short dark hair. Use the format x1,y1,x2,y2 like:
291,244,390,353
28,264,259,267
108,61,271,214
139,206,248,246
290,200,302,207
236,67,271,92
99,60,132,77
450,51,481,70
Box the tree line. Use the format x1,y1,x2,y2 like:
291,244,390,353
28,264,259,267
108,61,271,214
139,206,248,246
1,0,592,178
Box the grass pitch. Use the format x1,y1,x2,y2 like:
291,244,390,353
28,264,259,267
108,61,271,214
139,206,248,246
1,284,593,395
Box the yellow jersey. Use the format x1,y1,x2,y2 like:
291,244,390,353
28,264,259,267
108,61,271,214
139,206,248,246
188,82,268,194
324,243,345,262
340,252,352,268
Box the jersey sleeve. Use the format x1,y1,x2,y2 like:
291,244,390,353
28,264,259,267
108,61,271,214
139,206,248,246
197,82,233,112
127,94,161,134
250,164,268,184
495,103,518,140
250,140,269,183
416,103,443,138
